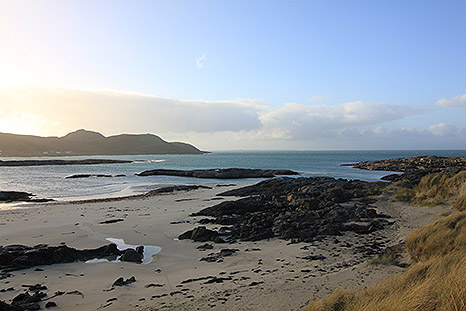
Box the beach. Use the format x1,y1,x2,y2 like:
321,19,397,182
0,183,449,310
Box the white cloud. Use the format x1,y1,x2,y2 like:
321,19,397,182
435,94,466,107
0,86,263,136
258,101,421,140
428,123,459,136
195,53,207,69
2,86,463,150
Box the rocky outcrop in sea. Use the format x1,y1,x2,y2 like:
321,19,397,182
343,155,466,184
137,168,299,179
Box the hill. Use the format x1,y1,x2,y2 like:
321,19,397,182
0,129,205,156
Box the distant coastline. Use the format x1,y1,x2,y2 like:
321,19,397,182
0,129,206,157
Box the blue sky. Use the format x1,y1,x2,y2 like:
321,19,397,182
0,0,465,150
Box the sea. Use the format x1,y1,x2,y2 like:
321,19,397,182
1,150,466,204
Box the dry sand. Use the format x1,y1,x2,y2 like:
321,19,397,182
0,184,450,310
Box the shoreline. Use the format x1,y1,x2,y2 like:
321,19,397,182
0,182,450,310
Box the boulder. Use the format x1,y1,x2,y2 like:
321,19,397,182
120,249,143,263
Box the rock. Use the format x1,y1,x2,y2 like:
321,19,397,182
9,291,46,310
45,301,58,308
203,276,232,284
0,243,122,271
344,156,466,184
178,226,220,242
219,249,239,257
65,174,126,179
0,191,32,202
120,249,143,263
185,177,389,242
300,255,326,261
137,168,299,179
248,281,264,286
197,243,214,251
200,249,239,263
135,246,144,255
99,219,124,224
147,185,212,195
112,276,136,287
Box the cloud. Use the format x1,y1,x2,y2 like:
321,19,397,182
428,123,459,136
258,101,421,140
2,86,461,150
435,93,466,107
195,53,207,69
0,86,263,136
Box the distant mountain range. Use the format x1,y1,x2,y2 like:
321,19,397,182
0,129,205,156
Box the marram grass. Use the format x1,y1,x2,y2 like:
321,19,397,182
306,209,466,311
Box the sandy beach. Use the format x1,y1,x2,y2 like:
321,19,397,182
0,184,450,310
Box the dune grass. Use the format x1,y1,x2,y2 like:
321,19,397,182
405,212,466,262
306,252,466,311
390,171,466,210
306,172,466,311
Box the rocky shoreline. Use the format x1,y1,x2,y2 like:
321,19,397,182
343,155,466,184
0,159,132,167
179,177,390,243
136,168,299,179
0,191,53,203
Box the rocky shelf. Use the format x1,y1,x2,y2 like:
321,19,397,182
0,159,132,167
343,155,466,184
136,168,299,179
65,174,126,179
179,177,391,243
0,191,53,203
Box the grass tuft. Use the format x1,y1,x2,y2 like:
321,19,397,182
306,174,466,311
405,212,466,262
306,252,466,311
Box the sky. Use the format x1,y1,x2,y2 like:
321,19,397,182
0,0,465,150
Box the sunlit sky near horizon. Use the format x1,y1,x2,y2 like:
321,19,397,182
0,0,465,150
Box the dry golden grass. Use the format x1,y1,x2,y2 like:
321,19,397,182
306,178,466,311
405,212,466,262
306,251,466,311
412,171,466,207
389,171,466,211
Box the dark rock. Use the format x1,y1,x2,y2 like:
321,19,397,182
22,284,47,291
178,226,220,242
137,168,299,179
0,191,32,203
248,281,264,286
112,276,136,287
10,291,46,310
0,301,10,311
147,185,212,195
0,243,122,271
65,174,126,179
219,249,239,257
203,276,232,284
185,177,389,242
200,249,239,263
299,255,326,261
99,219,124,224
344,156,466,184
197,244,214,251
144,283,164,288
135,246,144,255
120,249,143,263
45,301,57,308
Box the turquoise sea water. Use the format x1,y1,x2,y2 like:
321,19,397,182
1,150,466,201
